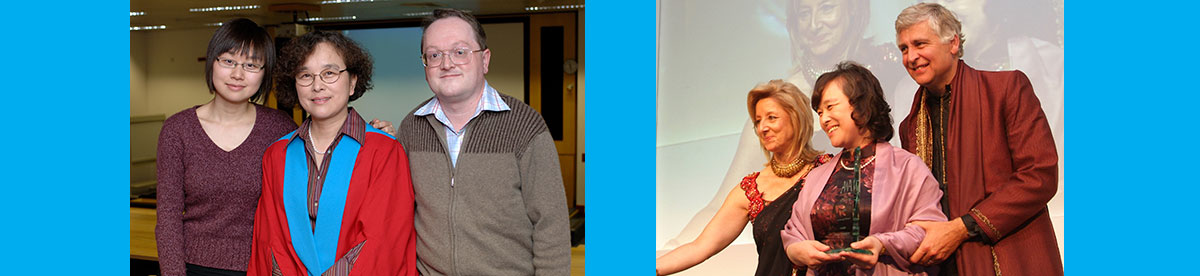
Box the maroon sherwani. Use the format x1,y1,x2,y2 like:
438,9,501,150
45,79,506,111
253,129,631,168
898,60,1063,276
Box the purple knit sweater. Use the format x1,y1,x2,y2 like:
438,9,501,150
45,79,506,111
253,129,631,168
155,104,297,275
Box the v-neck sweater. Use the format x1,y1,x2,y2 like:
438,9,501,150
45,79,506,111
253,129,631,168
155,104,297,275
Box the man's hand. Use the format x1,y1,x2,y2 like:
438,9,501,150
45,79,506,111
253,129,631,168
909,218,970,266
369,118,396,136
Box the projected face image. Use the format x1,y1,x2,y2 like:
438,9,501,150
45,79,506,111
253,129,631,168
932,0,987,49
792,0,851,56
897,20,960,89
754,98,796,155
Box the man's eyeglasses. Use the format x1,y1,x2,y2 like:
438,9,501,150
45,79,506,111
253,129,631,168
215,57,265,73
421,48,485,67
295,68,348,87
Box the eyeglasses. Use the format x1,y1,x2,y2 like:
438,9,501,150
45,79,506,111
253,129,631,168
421,47,485,67
295,68,348,87
215,57,265,73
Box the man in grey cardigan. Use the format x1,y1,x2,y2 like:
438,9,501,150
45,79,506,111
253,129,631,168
397,8,571,275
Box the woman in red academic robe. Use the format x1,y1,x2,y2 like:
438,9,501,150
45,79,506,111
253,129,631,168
247,30,416,276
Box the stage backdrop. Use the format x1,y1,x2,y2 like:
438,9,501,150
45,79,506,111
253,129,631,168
655,0,1064,274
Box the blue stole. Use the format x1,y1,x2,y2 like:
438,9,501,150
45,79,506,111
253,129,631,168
281,130,360,276
279,125,391,276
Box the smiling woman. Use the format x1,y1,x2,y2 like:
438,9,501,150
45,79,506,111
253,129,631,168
247,30,417,276
782,62,945,276
155,18,299,276
656,80,830,276
810,61,894,149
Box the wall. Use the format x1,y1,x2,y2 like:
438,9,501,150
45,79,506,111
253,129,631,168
130,31,148,116
130,23,525,120
130,17,584,208
575,11,585,206
132,28,216,117
343,23,525,124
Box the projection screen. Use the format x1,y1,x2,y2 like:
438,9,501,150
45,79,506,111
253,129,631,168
656,0,1063,274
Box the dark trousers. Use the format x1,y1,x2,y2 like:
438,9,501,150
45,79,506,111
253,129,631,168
186,263,246,276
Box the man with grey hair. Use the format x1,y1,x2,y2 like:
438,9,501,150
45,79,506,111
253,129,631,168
397,8,571,276
893,3,1062,276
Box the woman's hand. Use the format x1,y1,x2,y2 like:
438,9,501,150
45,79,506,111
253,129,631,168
786,240,843,268
655,186,754,275
841,236,884,270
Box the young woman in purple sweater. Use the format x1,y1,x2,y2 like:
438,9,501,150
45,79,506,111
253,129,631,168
154,18,297,276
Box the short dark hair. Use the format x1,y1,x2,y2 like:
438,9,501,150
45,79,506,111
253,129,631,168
811,61,894,142
273,31,374,108
205,18,275,102
420,8,488,53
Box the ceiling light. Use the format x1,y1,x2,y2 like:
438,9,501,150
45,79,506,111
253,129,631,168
304,16,357,22
130,25,167,31
403,11,431,17
321,0,376,4
189,5,260,13
525,4,584,11
205,22,224,27
130,11,145,16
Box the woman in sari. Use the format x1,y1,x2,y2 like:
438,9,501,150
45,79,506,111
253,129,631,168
155,18,297,276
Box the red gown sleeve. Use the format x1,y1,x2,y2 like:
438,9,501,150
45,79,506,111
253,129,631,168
248,143,283,275
348,139,417,276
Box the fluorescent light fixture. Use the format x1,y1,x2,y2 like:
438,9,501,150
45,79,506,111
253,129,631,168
405,9,472,17
130,25,167,31
304,15,357,22
525,4,583,11
205,22,224,27
321,0,375,4
189,5,260,12
130,11,145,16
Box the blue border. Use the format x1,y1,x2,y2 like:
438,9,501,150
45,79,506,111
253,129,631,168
19,1,1200,275
2,2,127,274
1068,2,1200,275
585,1,656,274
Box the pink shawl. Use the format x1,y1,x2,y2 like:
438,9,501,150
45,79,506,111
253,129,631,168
780,142,946,275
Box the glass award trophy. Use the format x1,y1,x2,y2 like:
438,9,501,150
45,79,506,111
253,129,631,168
826,147,873,255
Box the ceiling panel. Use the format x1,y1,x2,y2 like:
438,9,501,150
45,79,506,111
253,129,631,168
130,0,584,31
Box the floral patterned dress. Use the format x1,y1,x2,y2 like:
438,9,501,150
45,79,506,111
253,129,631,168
810,145,877,276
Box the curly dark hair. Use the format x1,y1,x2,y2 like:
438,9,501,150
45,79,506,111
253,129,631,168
205,18,274,103
811,61,894,142
273,30,374,108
